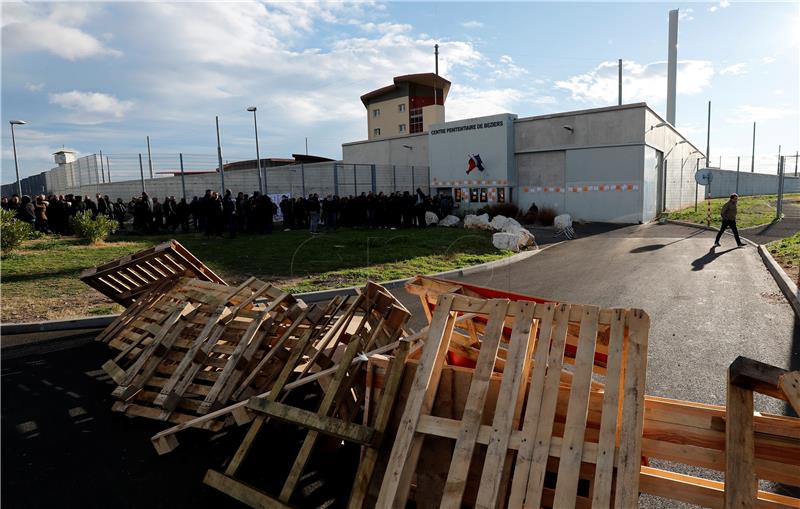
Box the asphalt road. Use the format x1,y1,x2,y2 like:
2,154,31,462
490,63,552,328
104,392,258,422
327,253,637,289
3,222,797,508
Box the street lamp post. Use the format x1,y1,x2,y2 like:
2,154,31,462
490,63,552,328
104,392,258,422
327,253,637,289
247,107,264,194
10,120,26,197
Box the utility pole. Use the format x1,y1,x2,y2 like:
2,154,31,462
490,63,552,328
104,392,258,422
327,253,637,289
735,156,740,194
106,156,111,183
100,150,105,184
777,156,785,220
666,9,678,125
138,153,146,193
179,153,187,201
215,116,226,194
434,44,440,115
305,137,308,156
705,101,711,167
777,145,781,173
618,59,622,106
795,151,798,176
751,122,756,172
146,135,154,179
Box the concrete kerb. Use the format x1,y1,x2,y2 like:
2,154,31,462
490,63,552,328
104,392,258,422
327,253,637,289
667,219,800,317
1,244,557,345
758,244,800,318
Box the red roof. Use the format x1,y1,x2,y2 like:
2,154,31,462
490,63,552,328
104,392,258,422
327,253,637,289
360,73,451,107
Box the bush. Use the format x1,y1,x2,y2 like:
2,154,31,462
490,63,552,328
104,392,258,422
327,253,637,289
1,209,33,255
536,206,557,226
476,203,521,219
71,211,117,244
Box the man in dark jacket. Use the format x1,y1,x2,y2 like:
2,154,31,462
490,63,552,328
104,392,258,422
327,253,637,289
714,193,745,247
16,195,36,224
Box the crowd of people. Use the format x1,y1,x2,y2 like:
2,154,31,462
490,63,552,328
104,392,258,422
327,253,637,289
0,187,456,238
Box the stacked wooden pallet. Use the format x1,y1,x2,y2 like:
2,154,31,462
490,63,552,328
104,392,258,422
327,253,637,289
80,239,225,305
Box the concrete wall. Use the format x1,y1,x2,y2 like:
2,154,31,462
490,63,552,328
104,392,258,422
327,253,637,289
706,169,800,198
342,133,429,167
367,96,409,139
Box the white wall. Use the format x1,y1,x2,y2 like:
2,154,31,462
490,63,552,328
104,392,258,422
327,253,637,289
342,133,429,167
706,169,800,198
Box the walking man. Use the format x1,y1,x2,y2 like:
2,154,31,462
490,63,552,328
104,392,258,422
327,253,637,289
714,193,746,247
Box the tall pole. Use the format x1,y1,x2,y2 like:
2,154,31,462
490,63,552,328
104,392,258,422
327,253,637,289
106,156,111,183
138,153,146,193
10,122,22,197
777,145,781,173
776,156,785,220
434,44,439,111
751,122,756,172
618,59,622,106
705,101,711,167
735,156,740,194
215,115,225,194
100,150,105,184
249,108,263,194
179,153,187,201
146,135,154,179
795,151,798,177
305,137,308,156
666,9,679,126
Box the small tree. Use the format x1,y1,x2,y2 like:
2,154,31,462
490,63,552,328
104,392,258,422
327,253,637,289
71,211,117,244
1,209,33,255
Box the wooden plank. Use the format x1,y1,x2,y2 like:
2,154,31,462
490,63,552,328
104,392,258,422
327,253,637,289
613,308,649,509
779,371,800,416
245,398,374,445
203,470,292,509
725,370,757,509
591,308,626,506
375,294,457,509
474,301,537,509
347,340,411,509
553,305,599,507
519,303,572,509
440,299,510,509
729,356,789,401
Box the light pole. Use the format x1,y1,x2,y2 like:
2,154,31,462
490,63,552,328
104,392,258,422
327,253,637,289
247,106,263,194
10,120,26,197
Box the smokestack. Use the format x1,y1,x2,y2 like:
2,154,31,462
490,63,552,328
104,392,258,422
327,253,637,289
666,9,679,125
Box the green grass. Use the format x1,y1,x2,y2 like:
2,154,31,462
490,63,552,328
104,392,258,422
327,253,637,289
0,228,510,322
768,232,800,269
665,193,800,229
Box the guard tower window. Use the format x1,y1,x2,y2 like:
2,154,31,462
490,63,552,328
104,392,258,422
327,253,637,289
409,107,423,133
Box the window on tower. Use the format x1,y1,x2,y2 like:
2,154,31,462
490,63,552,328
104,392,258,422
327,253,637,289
409,107,423,133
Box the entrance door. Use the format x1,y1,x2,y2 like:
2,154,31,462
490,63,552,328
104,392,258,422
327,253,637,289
656,151,665,214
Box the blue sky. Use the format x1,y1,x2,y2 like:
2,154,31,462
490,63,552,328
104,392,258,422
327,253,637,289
2,0,798,184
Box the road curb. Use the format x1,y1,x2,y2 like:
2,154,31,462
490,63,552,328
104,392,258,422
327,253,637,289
665,219,759,247
757,245,800,318
1,244,554,344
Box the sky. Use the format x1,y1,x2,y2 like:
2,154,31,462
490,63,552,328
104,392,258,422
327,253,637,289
1,0,798,184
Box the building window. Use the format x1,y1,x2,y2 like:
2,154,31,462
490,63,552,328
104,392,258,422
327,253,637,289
399,124,406,133
409,107,423,133
454,188,462,202
373,109,380,118
373,128,381,136
479,188,488,202
398,103,405,113
469,188,479,202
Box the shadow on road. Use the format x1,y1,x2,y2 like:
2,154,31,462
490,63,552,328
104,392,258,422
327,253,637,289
690,246,740,271
629,229,705,253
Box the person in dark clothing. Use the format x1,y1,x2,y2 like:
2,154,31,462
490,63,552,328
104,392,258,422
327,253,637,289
177,197,190,232
152,197,163,233
16,195,36,224
223,189,237,238
84,195,98,218
414,188,427,228
307,194,321,233
261,194,276,234
279,195,293,231
114,198,127,230
714,193,746,247
138,192,153,234
189,196,200,231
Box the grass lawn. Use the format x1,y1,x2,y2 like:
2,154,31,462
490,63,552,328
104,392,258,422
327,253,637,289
767,232,800,282
0,227,510,323
665,193,800,229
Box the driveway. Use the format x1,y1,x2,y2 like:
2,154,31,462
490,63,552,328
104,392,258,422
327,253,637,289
395,222,799,411
740,197,800,244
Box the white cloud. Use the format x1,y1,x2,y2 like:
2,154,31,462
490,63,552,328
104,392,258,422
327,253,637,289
25,82,45,92
762,56,776,64
1,3,121,60
679,8,695,21
708,0,730,12
49,91,134,120
719,63,747,76
461,20,484,29
555,60,714,105
493,55,529,79
726,105,798,123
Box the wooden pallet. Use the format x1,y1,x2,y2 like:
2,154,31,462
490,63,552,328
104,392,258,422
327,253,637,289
375,293,649,509
80,239,226,305
204,282,412,508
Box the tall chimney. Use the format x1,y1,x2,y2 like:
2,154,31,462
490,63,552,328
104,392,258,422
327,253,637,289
666,9,679,125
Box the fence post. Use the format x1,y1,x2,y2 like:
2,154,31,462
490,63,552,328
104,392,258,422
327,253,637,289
795,151,798,177
371,164,377,193
694,158,699,212
392,165,397,192
301,163,306,197
411,165,415,191
333,163,339,196
100,150,105,184
106,156,111,183
139,153,146,193
735,156,740,194
179,153,187,201
777,156,785,221
353,164,357,195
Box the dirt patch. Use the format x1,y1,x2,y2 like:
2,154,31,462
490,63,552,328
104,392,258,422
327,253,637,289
776,260,800,285
0,290,124,323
